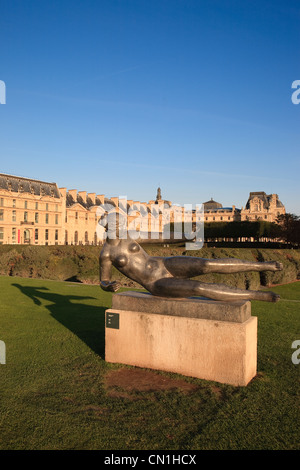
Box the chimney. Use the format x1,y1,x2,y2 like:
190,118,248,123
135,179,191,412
68,189,77,201
59,187,67,198
87,193,96,205
96,194,105,205
271,194,277,206
78,191,87,204
111,197,119,206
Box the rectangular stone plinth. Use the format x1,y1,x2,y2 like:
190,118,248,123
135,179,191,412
105,292,257,386
112,291,251,323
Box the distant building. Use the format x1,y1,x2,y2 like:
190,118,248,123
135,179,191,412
0,173,286,245
202,198,240,223
202,193,285,223
0,173,63,245
240,192,285,222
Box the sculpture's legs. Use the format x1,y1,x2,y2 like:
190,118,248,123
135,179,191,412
151,278,280,302
164,256,283,278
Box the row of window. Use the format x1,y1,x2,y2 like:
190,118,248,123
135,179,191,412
0,210,96,224
205,215,270,221
0,198,60,211
0,227,59,243
74,212,94,221
0,199,93,220
1,200,103,225
245,215,269,221
0,210,59,224
205,216,232,221
65,231,97,244
0,227,99,245
33,228,59,241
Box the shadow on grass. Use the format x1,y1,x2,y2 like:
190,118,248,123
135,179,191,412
12,283,107,357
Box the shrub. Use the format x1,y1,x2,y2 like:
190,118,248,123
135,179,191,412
0,244,299,287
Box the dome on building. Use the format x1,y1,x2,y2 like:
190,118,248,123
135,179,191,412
203,198,223,211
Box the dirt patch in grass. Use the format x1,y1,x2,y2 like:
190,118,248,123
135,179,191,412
104,367,198,396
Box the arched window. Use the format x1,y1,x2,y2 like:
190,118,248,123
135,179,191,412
24,229,30,243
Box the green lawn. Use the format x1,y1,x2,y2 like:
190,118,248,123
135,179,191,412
0,275,299,450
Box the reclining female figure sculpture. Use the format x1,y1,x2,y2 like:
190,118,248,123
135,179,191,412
99,211,282,302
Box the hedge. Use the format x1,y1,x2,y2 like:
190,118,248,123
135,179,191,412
0,244,299,289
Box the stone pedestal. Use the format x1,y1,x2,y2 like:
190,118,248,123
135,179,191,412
105,292,257,386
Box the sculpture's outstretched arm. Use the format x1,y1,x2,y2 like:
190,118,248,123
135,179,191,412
100,255,121,292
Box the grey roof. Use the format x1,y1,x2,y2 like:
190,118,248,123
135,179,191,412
203,198,223,210
0,173,60,198
246,192,284,210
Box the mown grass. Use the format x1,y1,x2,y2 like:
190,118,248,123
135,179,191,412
0,275,299,450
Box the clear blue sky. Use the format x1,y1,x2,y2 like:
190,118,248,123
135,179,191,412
0,0,299,213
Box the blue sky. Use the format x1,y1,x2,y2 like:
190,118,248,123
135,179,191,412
0,0,299,213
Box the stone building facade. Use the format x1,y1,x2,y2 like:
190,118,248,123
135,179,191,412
0,173,286,245
201,193,285,224
0,174,64,246
202,198,240,223
240,192,285,222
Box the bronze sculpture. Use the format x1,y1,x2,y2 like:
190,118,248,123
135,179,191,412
99,210,282,302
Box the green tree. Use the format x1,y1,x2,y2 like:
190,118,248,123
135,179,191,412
276,213,300,245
